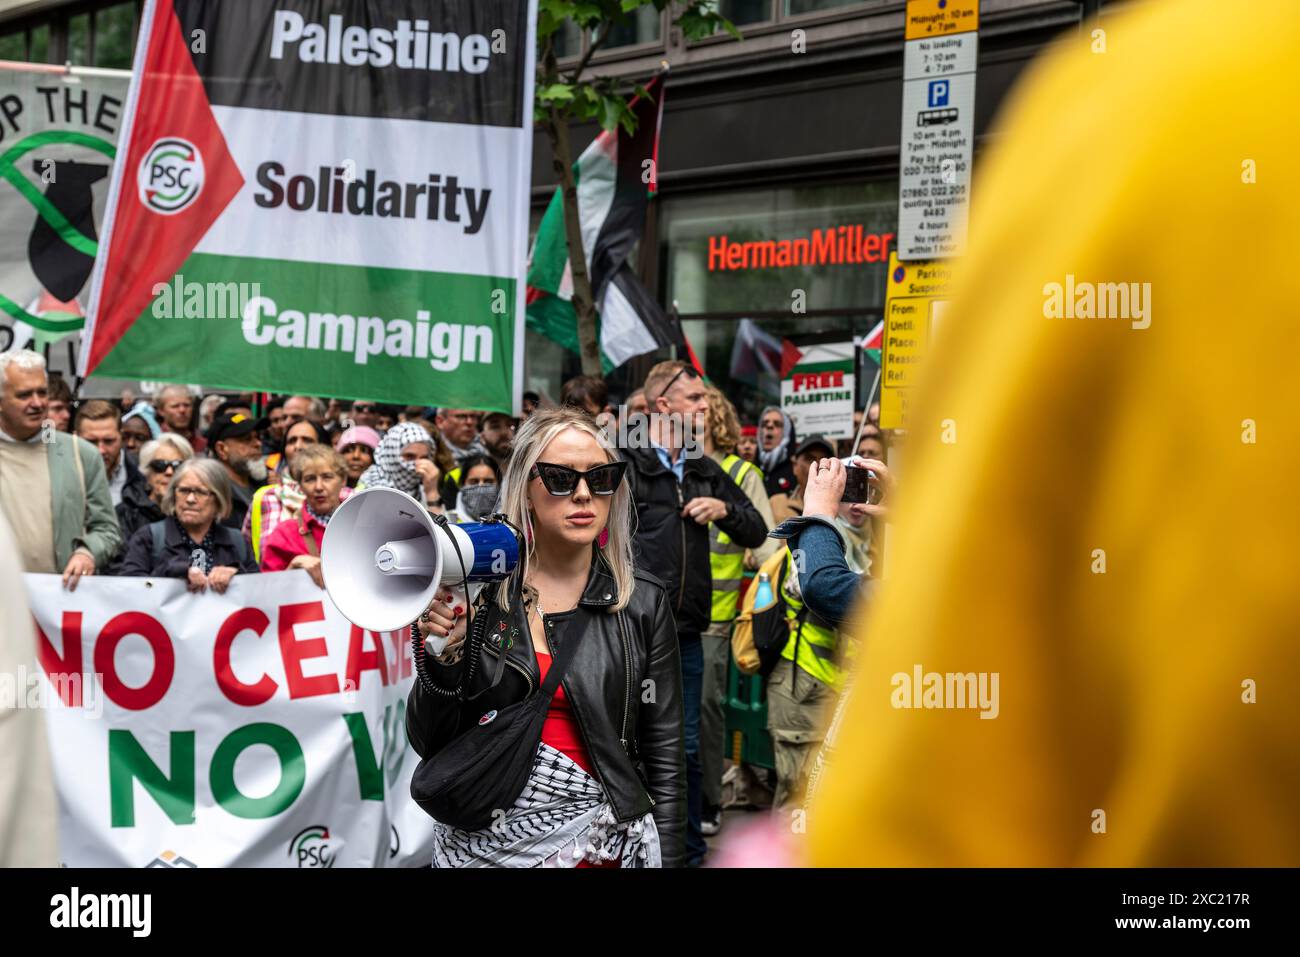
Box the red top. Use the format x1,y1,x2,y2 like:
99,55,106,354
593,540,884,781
536,651,593,775
536,649,619,869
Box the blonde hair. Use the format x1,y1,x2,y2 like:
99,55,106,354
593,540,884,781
289,443,346,482
705,386,741,453
495,407,634,614
643,359,692,406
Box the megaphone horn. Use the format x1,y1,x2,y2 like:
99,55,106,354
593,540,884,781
320,487,520,635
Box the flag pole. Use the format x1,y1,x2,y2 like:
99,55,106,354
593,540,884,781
850,366,882,458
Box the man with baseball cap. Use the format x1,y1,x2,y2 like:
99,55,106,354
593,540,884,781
206,411,266,531
770,434,835,524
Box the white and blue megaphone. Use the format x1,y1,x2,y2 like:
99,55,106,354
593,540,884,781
320,487,519,653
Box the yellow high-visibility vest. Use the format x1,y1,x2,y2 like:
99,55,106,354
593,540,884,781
709,453,756,622
780,546,842,690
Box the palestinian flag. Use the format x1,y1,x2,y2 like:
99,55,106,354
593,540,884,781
526,73,691,373
861,319,884,365
80,0,537,415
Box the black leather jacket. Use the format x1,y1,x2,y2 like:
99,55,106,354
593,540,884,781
405,554,687,866
621,445,770,634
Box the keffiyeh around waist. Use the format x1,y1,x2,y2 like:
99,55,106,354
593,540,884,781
430,743,661,868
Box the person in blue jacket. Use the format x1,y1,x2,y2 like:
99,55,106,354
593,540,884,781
767,455,891,628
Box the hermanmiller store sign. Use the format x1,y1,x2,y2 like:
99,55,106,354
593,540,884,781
707,226,896,271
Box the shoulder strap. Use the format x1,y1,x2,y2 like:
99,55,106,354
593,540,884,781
538,620,583,700
150,520,166,564
296,511,319,557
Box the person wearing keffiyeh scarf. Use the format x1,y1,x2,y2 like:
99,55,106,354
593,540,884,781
358,421,444,507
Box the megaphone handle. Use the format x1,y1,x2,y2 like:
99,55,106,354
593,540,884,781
423,581,469,658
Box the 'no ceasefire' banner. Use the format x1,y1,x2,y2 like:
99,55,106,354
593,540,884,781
79,0,538,414
25,572,435,867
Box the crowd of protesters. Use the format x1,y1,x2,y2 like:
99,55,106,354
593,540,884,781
0,345,890,867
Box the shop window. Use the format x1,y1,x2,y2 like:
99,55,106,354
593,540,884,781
716,1,774,27
0,29,26,61
67,12,91,65
548,18,582,59
785,0,867,15
30,23,50,62
94,2,136,69
600,7,662,49
660,181,898,316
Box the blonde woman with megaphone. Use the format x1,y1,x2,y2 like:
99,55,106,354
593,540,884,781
407,407,684,868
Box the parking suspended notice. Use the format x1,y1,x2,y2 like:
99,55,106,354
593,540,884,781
897,0,978,261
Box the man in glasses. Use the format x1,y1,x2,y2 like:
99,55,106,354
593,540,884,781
620,359,769,866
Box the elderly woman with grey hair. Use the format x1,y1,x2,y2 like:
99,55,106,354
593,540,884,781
117,458,258,588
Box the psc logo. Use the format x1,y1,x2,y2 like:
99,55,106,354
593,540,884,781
288,825,338,868
138,137,205,214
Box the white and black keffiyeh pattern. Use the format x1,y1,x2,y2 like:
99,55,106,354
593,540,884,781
431,743,661,868
358,422,433,497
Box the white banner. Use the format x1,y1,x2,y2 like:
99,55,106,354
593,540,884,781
23,571,435,868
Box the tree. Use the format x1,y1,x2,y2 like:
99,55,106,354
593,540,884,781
535,1,738,377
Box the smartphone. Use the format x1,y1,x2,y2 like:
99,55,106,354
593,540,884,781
841,466,869,503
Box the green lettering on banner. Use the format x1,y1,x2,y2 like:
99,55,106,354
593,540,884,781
209,723,306,818
383,700,407,789
343,703,408,800
342,711,386,801
108,729,196,827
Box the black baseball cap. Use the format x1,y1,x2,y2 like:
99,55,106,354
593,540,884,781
206,411,262,444
794,434,835,459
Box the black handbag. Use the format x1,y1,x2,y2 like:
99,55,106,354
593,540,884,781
409,604,582,831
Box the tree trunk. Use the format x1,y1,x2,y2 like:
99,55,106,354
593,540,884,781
546,108,603,378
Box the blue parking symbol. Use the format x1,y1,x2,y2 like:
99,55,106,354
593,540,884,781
928,79,950,108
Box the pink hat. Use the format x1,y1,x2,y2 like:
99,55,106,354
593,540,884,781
334,425,381,452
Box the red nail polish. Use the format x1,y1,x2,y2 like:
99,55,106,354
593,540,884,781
454,606,464,615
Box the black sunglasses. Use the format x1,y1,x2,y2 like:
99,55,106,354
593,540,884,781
147,459,184,473
530,460,627,496
658,364,700,399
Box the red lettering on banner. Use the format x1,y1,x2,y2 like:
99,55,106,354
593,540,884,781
387,629,412,679
862,232,881,262
726,241,743,270
213,607,278,706
346,626,391,690
277,601,340,699
93,612,175,710
34,612,84,707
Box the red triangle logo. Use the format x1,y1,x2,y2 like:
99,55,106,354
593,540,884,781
84,0,244,374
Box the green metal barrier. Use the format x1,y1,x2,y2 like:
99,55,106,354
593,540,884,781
724,656,774,770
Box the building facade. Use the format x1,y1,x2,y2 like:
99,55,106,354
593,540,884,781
1,0,1119,422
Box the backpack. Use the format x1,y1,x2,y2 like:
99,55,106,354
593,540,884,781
731,548,805,677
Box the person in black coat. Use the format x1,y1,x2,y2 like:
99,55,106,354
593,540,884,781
622,360,769,867
118,458,258,588
406,407,684,867
115,433,195,543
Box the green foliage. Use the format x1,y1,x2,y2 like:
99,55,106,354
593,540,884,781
535,0,738,134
